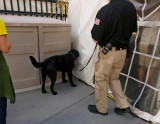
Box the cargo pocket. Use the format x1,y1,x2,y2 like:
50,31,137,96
96,57,112,75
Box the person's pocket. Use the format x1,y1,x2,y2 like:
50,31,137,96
95,58,112,75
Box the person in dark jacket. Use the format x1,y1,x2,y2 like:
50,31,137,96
88,0,137,115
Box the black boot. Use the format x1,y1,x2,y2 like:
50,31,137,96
114,107,131,114
88,105,108,115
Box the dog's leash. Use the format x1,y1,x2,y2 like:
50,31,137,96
75,44,97,72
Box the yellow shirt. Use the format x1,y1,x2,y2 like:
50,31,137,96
0,18,8,35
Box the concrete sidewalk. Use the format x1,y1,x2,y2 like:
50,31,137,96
7,78,150,124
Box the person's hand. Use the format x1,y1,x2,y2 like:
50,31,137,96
93,39,98,43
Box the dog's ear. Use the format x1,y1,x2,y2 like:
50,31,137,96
74,50,79,58
70,49,79,58
76,51,79,57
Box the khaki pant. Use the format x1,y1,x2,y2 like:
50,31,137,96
95,47,128,113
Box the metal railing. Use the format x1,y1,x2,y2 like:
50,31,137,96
0,0,68,21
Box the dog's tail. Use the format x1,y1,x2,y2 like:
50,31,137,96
29,56,42,68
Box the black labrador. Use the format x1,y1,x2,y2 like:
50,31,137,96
29,49,79,95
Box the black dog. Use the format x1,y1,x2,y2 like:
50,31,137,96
29,49,79,95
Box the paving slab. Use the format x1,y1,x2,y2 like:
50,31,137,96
7,78,150,124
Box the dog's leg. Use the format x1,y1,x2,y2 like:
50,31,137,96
67,71,76,87
62,71,67,83
49,75,57,95
42,71,47,93
47,67,57,95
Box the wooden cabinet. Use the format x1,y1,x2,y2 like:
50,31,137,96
2,16,71,90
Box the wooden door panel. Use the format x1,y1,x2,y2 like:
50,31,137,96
4,26,40,89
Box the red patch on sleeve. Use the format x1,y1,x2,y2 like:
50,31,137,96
94,18,100,25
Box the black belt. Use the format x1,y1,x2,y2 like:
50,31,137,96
114,47,127,50
100,46,127,50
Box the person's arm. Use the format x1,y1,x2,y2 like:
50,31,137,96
91,7,107,45
0,35,11,53
0,18,11,53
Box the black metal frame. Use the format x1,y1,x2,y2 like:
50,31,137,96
0,0,68,21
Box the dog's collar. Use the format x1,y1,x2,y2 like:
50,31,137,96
69,52,76,60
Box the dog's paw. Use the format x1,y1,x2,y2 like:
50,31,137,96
72,84,77,87
42,90,47,93
52,91,57,95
